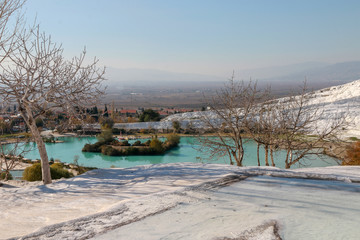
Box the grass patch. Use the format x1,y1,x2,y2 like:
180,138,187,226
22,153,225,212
0,132,32,139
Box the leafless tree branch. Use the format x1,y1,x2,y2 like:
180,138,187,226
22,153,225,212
0,25,105,184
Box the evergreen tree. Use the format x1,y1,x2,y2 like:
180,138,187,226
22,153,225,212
92,106,98,114
139,109,160,122
103,104,109,117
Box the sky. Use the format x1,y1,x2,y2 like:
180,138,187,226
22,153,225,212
23,0,360,78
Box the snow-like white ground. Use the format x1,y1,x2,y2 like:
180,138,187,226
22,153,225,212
1,163,360,240
94,176,360,240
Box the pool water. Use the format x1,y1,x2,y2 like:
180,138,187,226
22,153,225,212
9,170,23,180
13,137,338,169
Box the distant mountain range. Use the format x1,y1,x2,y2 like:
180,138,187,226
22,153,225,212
105,61,360,92
260,61,360,89
105,68,224,90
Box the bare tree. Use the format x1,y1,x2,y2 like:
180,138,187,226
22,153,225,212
198,77,348,169
0,138,32,180
275,82,348,168
247,82,348,168
0,0,25,63
0,27,105,184
197,76,266,166
247,100,279,167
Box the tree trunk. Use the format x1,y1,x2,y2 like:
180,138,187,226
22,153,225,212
233,147,244,167
264,144,269,166
285,149,290,169
234,152,242,167
239,145,244,166
22,108,52,184
270,147,275,167
257,143,260,166
4,170,9,181
285,150,293,169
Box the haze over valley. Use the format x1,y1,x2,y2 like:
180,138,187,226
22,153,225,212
104,60,360,108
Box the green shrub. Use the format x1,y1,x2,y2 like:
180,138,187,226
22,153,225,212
139,147,156,155
164,134,180,150
118,140,131,146
84,135,179,157
51,162,64,169
23,163,74,181
50,166,73,179
43,137,55,143
123,147,139,155
132,140,143,146
0,171,13,180
23,163,42,181
112,128,125,134
97,129,114,143
101,145,121,156
172,120,181,133
144,140,151,146
35,118,44,127
100,117,114,129
82,142,104,152
139,109,160,122
149,138,164,153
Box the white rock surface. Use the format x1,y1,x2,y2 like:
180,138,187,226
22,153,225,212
1,163,360,239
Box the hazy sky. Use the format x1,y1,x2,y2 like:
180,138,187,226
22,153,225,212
24,0,360,77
